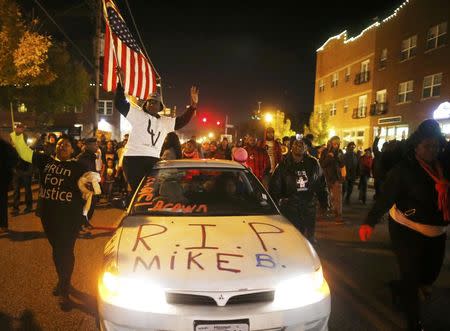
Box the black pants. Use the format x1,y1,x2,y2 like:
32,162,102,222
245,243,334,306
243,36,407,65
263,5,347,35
342,178,355,202
388,219,446,328
13,174,32,211
41,216,80,293
282,202,317,241
358,175,369,203
0,184,8,228
122,156,159,192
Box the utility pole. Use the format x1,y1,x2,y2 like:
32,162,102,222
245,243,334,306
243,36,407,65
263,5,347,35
93,0,102,137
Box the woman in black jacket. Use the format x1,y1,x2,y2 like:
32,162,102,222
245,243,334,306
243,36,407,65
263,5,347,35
359,119,449,331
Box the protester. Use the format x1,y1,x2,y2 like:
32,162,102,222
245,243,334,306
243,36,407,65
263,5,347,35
10,123,33,216
359,119,449,331
44,133,57,156
114,80,198,191
270,138,329,244
182,139,200,159
342,141,358,205
76,137,100,231
10,132,99,310
160,132,182,160
244,134,270,182
262,127,282,174
320,136,345,224
0,138,18,233
304,133,318,158
214,137,232,160
101,158,117,202
358,148,373,204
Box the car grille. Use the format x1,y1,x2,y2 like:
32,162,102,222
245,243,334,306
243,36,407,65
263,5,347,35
166,291,275,306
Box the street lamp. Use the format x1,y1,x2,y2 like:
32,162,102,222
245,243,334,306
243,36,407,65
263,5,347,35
264,113,273,124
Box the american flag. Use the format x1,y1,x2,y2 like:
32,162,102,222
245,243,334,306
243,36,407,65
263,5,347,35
102,0,156,99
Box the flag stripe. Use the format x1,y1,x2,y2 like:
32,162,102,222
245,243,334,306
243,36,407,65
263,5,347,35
102,0,157,100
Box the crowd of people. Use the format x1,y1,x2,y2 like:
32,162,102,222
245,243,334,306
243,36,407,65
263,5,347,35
1,74,449,330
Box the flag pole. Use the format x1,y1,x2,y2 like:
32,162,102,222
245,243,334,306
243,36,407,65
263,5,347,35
10,102,15,129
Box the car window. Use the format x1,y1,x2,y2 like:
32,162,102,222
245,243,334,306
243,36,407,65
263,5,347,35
131,168,278,216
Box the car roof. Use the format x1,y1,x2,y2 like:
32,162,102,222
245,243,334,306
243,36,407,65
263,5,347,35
154,159,246,170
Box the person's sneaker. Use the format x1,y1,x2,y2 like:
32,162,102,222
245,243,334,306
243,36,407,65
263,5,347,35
334,219,345,224
23,207,33,214
0,227,9,234
11,209,19,217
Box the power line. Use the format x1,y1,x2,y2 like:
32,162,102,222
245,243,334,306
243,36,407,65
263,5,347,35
123,0,160,79
32,0,95,70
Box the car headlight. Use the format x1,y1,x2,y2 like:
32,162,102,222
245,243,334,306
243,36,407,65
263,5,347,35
274,266,326,308
99,271,167,312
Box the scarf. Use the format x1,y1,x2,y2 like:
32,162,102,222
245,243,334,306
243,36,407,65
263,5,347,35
416,157,450,221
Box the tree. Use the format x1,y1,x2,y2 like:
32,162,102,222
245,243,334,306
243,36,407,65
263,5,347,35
0,0,54,86
12,43,90,114
264,110,296,139
304,107,330,145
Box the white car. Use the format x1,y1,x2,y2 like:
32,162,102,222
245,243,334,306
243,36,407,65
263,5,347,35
98,159,330,331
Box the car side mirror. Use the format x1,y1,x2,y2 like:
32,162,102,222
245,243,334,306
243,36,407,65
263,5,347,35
111,197,127,210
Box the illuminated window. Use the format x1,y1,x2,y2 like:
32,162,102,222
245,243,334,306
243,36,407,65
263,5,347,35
319,79,325,92
329,103,337,116
398,81,414,103
345,67,351,82
98,100,113,115
422,73,442,98
331,73,338,87
426,22,447,50
400,35,417,61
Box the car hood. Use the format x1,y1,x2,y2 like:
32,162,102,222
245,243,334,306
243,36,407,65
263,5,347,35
113,215,321,291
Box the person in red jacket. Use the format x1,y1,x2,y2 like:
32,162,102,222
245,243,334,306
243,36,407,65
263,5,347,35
358,148,373,204
244,134,270,183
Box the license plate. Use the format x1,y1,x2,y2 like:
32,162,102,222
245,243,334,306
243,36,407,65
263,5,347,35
194,319,249,331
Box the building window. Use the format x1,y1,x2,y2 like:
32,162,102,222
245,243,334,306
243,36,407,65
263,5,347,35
400,35,417,61
427,22,447,50
331,73,338,87
422,73,442,99
329,103,337,116
98,100,113,115
398,80,414,103
345,67,351,82
379,48,387,69
343,99,348,113
319,79,325,92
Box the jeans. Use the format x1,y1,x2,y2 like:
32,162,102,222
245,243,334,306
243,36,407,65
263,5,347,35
122,156,159,192
13,174,32,211
329,182,342,219
342,179,355,202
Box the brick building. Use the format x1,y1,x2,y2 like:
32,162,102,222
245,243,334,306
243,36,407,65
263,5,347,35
314,0,449,148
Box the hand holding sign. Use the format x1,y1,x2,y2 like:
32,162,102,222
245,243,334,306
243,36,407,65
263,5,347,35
190,86,199,107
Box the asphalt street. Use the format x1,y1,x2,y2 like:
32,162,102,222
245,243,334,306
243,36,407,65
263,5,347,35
1,189,449,331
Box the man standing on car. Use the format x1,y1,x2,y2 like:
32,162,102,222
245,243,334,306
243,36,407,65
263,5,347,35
269,138,329,244
114,71,199,192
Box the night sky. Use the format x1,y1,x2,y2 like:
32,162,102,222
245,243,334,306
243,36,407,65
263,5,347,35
22,0,403,131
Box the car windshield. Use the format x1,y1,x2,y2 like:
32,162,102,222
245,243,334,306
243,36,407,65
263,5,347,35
131,167,278,216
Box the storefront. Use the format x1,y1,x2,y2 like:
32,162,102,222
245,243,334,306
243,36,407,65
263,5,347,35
373,116,409,150
433,101,450,140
